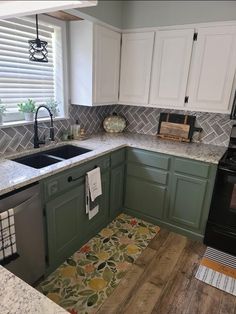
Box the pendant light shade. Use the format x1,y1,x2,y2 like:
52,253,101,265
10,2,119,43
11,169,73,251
29,15,48,63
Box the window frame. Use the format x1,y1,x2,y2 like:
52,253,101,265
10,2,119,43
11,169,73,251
0,14,69,125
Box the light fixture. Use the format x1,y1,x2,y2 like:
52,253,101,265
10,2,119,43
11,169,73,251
29,15,48,63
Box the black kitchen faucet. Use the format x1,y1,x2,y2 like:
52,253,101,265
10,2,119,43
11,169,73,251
33,105,55,148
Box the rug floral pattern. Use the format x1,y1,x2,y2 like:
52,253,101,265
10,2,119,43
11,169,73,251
38,213,160,314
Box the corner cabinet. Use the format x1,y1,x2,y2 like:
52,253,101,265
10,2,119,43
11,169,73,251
69,20,121,106
110,149,125,219
124,148,217,240
124,149,170,221
119,32,154,105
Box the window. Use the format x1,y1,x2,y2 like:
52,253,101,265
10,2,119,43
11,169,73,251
0,16,67,123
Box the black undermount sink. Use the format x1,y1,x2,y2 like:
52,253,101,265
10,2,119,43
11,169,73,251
13,153,61,169
45,145,91,160
13,145,92,169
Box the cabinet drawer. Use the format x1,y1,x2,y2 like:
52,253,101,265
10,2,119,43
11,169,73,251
174,158,209,178
127,148,170,170
125,176,165,219
44,156,110,200
127,163,168,185
111,149,125,167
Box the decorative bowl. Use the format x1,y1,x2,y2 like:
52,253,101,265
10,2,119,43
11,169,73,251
103,113,126,133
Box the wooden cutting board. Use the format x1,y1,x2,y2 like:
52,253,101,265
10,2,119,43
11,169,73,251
159,121,190,139
157,113,191,142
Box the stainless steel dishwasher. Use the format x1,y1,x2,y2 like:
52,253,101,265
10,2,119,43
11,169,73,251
0,182,45,285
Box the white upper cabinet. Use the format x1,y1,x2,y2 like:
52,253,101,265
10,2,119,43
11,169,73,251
70,21,121,106
187,26,236,113
119,32,154,105
93,25,121,104
150,29,194,108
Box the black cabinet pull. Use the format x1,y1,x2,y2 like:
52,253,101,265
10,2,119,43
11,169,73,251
67,176,80,182
68,166,98,183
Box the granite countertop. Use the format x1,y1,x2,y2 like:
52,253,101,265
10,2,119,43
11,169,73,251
0,266,67,314
0,132,227,197
0,132,227,312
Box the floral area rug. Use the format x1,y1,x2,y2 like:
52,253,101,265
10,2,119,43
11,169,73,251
38,213,160,314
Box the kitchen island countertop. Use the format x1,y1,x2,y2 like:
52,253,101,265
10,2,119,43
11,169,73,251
0,266,67,314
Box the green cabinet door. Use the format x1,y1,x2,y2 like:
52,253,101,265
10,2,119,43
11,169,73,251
125,176,166,220
168,173,207,230
78,171,110,242
110,164,125,219
46,171,110,273
46,183,84,272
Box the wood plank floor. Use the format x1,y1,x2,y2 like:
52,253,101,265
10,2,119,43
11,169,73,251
97,229,236,314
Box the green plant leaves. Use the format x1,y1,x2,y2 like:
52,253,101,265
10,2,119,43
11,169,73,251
17,99,36,113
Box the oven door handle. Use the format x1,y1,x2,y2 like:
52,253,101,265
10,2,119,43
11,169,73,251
218,166,236,174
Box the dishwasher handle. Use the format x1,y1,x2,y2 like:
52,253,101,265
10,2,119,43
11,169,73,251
12,193,39,215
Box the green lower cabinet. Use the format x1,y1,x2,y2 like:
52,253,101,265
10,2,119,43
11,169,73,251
45,171,110,273
45,183,84,272
168,173,207,231
110,164,125,219
81,171,110,240
124,148,217,241
125,176,166,219
43,147,218,274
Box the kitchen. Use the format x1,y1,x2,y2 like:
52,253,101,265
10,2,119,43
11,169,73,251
0,1,236,313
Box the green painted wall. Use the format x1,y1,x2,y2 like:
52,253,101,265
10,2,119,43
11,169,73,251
77,0,123,28
77,1,236,29
122,1,236,29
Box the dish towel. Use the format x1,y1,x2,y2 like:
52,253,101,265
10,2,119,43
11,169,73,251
86,167,102,220
0,208,18,265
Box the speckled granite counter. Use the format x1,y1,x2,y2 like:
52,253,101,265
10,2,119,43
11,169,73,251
0,132,227,312
0,266,67,314
0,132,226,197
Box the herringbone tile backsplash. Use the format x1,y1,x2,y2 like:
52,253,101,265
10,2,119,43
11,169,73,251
109,105,234,147
0,104,234,155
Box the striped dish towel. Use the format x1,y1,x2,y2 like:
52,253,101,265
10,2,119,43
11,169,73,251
0,208,18,265
196,247,236,296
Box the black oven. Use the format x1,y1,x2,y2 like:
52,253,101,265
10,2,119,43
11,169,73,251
204,128,236,255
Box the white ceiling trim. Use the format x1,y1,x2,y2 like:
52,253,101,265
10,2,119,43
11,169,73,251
0,1,97,20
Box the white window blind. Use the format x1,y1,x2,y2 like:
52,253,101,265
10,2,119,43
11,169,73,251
0,17,56,112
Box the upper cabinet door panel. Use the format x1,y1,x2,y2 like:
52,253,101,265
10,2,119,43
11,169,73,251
119,32,154,105
93,25,121,104
150,29,194,108
187,26,236,112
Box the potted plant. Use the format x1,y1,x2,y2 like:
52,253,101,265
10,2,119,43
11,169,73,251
18,99,36,121
46,98,59,118
0,99,6,125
